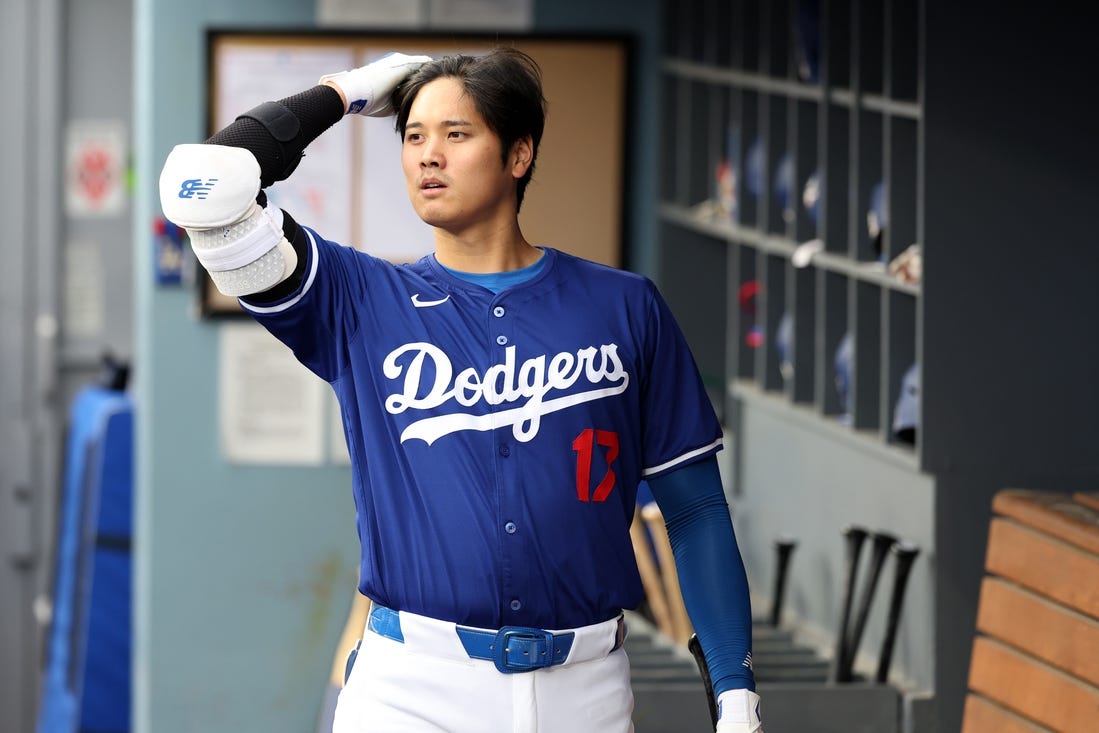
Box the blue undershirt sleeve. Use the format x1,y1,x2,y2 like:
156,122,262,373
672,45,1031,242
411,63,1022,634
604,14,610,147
646,456,756,694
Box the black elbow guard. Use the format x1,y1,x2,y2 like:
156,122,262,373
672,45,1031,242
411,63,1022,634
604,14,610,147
207,86,343,189
234,100,305,185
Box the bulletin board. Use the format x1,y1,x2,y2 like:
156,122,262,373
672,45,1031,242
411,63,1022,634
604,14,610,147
200,30,631,316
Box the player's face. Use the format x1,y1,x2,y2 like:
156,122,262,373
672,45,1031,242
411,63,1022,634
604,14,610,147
401,77,531,236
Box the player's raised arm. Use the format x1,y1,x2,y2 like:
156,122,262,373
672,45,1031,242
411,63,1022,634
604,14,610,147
157,53,430,298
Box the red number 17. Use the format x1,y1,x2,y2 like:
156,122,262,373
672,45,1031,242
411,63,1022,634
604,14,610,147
572,429,620,502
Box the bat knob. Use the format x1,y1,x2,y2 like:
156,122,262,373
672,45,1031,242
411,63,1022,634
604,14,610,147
893,541,920,558
871,531,898,547
774,535,797,555
843,525,869,540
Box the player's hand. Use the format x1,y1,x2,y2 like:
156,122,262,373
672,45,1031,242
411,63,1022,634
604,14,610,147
319,52,432,117
715,689,764,733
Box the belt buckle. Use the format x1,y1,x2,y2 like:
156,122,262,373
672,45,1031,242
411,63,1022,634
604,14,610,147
492,626,555,674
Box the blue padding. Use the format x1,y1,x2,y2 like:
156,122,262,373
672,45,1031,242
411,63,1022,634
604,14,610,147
80,550,131,730
38,386,134,733
80,407,133,731
94,408,134,540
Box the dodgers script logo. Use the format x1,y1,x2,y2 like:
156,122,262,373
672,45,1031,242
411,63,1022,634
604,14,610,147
383,342,629,444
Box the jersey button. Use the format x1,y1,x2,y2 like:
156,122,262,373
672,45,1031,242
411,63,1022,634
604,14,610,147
510,599,522,611
499,444,510,457
504,521,517,534
496,335,508,345
493,306,506,318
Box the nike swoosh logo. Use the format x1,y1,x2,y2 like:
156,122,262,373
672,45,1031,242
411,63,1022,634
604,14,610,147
410,293,451,308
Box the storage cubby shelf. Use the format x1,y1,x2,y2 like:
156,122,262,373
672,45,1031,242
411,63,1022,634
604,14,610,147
860,93,920,119
731,379,919,471
663,58,824,101
663,60,921,120
659,0,924,462
660,202,920,296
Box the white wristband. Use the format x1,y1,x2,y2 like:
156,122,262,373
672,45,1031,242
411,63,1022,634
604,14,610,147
715,689,764,733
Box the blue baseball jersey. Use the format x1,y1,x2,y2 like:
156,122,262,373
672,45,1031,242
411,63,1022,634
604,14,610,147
241,217,722,630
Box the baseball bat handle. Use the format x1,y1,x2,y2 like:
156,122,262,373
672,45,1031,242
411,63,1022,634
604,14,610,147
875,542,921,683
688,633,718,730
769,536,797,627
841,531,897,680
830,525,868,683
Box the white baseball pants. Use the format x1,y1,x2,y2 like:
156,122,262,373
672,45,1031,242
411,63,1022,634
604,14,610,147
332,608,634,733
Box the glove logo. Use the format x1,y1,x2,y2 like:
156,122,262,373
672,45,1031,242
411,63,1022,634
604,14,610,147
177,178,219,200
348,99,367,115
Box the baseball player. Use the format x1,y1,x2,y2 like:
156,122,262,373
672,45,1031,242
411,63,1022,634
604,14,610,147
159,49,764,733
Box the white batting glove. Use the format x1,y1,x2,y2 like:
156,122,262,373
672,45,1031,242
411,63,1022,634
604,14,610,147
319,52,433,117
715,689,764,733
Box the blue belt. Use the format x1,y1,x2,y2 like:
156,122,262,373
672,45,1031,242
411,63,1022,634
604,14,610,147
367,604,623,674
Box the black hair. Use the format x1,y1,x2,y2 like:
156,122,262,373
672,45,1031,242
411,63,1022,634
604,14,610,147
393,47,547,212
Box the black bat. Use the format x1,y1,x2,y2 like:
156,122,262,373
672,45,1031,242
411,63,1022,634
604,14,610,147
687,633,718,730
839,531,897,681
875,542,920,683
830,525,867,683
769,536,798,627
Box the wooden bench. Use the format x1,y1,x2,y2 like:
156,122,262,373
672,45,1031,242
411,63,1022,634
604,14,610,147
962,489,1099,732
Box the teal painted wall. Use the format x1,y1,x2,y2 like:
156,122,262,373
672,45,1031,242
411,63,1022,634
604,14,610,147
134,3,350,732
132,2,660,731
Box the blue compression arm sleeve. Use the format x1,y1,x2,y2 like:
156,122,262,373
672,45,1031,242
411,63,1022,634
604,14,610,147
647,457,755,694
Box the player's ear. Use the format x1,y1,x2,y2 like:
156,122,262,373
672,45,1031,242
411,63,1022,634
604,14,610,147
509,135,534,179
